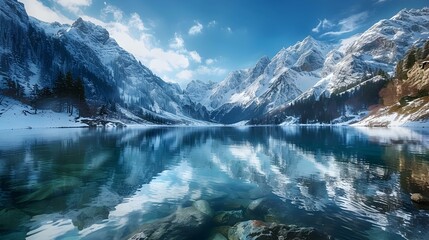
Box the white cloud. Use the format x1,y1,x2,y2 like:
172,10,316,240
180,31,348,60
376,0,388,3
208,20,217,27
189,51,201,63
55,0,92,13
129,13,145,31
102,4,123,21
313,12,368,37
205,58,215,65
19,0,73,24
176,70,193,80
188,21,203,35
196,66,227,76
169,34,185,49
21,1,224,86
149,49,190,72
312,19,334,33
226,27,232,33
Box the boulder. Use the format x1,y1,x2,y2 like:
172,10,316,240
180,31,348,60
71,206,109,230
211,198,251,211
228,220,331,240
246,197,283,221
193,199,214,217
208,233,228,240
411,193,429,204
213,210,245,226
128,205,211,240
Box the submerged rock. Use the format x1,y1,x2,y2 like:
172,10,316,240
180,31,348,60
18,176,82,203
213,210,245,226
246,197,284,221
0,208,30,231
71,206,110,230
193,199,214,217
213,226,231,238
212,198,251,211
128,204,211,240
208,233,228,240
411,193,429,204
228,220,331,240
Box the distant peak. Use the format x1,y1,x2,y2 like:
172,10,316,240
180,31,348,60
71,17,90,32
392,7,429,20
72,17,84,26
256,56,271,65
70,17,110,43
303,35,316,42
300,35,321,47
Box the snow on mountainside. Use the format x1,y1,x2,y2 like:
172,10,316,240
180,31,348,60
302,8,429,100
355,52,429,127
244,8,429,124
185,79,216,106
187,36,332,123
0,0,207,124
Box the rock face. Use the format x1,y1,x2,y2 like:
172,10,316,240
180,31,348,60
213,210,245,226
128,202,213,240
356,54,429,127
0,0,207,124
71,206,109,230
193,199,214,217
228,220,331,240
185,37,331,124
411,193,429,204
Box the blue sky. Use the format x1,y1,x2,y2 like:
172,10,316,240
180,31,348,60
19,0,428,87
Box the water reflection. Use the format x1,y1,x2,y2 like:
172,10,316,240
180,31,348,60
0,127,428,239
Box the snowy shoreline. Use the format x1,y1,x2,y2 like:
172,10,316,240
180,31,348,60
1,98,428,130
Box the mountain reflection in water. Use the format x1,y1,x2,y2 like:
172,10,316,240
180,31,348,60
0,126,428,240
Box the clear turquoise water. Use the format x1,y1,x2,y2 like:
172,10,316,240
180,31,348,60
0,126,428,239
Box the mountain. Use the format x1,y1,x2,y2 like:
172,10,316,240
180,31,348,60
356,42,429,127
0,0,207,124
186,36,332,123
302,8,429,99
2,0,429,126
248,7,429,125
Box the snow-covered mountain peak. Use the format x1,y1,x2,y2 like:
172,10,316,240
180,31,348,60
0,0,210,124
391,7,429,21
270,36,331,72
0,0,28,27
250,56,271,77
69,17,110,44
304,7,429,98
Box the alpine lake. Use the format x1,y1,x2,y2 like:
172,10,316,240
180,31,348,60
0,126,428,240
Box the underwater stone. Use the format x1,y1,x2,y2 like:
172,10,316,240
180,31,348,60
228,220,331,240
213,210,245,226
193,199,214,217
411,193,429,204
128,205,211,240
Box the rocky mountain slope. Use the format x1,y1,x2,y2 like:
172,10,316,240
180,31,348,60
356,42,429,127
0,0,207,124
247,8,429,125
186,36,332,123
2,0,429,126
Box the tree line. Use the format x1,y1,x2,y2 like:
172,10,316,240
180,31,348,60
2,71,90,116
249,39,429,125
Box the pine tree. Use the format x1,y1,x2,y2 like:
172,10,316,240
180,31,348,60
422,40,429,60
74,77,89,116
65,71,74,114
405,48,416,70
395,60,406,80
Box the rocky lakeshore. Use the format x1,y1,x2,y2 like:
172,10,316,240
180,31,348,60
128,198,331,240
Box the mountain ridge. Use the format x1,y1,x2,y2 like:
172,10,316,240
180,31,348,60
1,0,429,126
192,7,429,125
0,0,209,124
